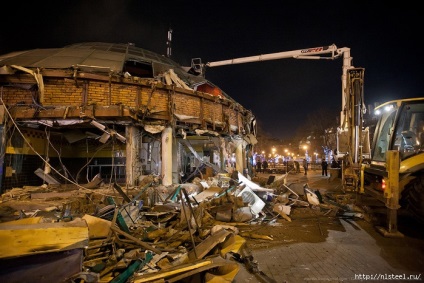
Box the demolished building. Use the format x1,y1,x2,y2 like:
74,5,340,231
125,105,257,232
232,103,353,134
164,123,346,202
0,43,383,283
0,42,257,190
0,42,265,282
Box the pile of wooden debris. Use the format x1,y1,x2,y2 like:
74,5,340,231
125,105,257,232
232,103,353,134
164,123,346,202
0,172,358,282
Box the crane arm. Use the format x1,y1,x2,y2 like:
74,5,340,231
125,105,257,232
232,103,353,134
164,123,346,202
206,44,348,67
192,44,352,130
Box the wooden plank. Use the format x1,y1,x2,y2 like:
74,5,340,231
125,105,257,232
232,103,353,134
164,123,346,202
187,228,231,260
0,217,43,226
31,191,76,199
82,173,103,189
131,255,230,283
131,257,214,283
110,226,162,255
0,218,89,259
113,182,132,203
34,168,60,184
191,186,222,203
82,214,111,239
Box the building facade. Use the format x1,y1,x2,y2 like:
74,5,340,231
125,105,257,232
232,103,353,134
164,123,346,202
0,42,256,191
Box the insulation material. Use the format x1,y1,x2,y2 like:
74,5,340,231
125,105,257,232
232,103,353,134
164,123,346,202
144,124,165,134
237,187,265,215
174,113,199,121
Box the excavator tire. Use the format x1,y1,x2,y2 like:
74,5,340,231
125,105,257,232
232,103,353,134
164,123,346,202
402,172,424,223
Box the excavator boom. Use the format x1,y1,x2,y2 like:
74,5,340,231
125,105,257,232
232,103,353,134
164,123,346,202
192,44,366,191
206,44,344,67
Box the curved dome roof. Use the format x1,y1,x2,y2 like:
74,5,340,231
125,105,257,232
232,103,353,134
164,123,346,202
0,42,224,95
0,42,181,72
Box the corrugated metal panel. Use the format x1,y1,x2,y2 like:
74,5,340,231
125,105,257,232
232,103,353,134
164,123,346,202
78,50,126,72
0,43,180,73
0,49,66,67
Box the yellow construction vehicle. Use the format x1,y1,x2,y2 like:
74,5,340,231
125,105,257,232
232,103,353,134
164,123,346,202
361,97,424,235
193,45,424,234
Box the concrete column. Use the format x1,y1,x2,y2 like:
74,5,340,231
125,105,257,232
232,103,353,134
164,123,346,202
126,126,142,186
161,127,173,186
235,139,244,173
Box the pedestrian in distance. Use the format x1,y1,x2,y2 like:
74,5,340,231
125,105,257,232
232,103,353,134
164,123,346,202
294,160,300,173
321,159,328,176
303,158,308,176
256,160,262,173
262,160,268,173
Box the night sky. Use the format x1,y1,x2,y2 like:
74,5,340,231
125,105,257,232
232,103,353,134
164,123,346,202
1,1,421,139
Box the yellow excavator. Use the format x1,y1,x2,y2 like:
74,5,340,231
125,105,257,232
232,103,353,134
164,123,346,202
361,97,424,236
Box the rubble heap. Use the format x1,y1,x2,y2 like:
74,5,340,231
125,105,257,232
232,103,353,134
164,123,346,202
0,172,362,282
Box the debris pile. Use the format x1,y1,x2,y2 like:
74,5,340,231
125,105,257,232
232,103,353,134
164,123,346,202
0,171,363,282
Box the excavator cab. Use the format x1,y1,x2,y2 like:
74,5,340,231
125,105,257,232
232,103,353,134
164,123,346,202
372,99,424,163
364,98,424,223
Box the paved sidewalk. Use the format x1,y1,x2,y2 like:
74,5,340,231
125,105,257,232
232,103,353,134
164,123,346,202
249,220,423,282
234,170,424,283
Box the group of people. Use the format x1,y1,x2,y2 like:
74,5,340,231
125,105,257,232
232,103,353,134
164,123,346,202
255,157,334,177
300,158,329,176
294,158,310,175
298,158,330,177
255,159,268,173
321,158,342,176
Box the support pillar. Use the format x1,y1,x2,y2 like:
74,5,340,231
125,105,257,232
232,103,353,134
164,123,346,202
219,137,227,172
126,126,142,186
235,139,244,174
161,127,173,186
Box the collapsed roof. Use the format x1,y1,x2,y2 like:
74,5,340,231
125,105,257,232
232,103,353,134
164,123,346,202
0,42,232,100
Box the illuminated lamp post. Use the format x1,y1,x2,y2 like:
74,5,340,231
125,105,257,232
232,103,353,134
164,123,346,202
284,149,289,173
303,145,308,159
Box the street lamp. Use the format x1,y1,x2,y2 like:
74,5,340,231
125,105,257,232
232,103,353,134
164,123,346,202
303,145,308,159
271,147,276,167
284,149,289,173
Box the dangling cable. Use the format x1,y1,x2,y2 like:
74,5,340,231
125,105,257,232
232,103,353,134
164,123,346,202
0,96,117,198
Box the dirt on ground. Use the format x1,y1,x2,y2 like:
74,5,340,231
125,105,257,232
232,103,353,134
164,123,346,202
0,172,361,245
240,173,390,251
